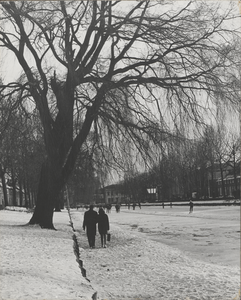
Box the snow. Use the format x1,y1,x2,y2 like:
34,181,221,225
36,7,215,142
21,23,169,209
0,205,240,300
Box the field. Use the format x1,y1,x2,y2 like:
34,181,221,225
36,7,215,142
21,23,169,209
107,205,240,268
0,205,239,300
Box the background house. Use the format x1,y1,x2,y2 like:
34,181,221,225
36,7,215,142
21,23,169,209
102,184,125,204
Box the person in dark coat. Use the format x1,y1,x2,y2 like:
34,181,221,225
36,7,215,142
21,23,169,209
83,204,98,248
98,208,110,248
189,199,194,213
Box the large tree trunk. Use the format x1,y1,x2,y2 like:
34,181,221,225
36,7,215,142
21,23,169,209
28,76,96,229
28,159,63,229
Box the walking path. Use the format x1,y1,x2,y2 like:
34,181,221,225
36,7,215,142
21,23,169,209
73,211,240,300
0,208,240,300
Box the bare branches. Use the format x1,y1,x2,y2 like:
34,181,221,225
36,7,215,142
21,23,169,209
0,0,240,177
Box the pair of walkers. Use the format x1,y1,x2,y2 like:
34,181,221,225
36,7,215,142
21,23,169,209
82,205,110,249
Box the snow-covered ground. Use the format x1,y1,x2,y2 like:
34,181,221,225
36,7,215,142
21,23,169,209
0,205,240,300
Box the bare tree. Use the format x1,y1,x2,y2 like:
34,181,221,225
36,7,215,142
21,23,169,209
210,125,231,198
227,133,240,197
0,1,240,228
0,79,28,207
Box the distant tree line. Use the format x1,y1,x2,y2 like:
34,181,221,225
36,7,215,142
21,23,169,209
120,126,240,202
0,86,44,208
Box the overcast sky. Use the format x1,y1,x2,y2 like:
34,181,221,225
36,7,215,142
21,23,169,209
0,0,240,83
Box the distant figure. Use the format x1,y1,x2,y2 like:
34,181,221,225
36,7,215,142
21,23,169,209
128,202,130,210
162,202,165,209
133,203,136,210
98,208,110,248
189,200,194,213
138,202,141,209
115,204,120,213
106,204,112,213
170,202,172,208
82,205,98,248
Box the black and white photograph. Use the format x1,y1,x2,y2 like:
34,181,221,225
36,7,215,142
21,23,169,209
0,1,240,299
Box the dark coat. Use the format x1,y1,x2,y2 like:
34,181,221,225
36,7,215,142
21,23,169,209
83,209,98,235
98,213,109,235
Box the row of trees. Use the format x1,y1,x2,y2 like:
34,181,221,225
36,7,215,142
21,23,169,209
0,94,103,209
0,88,44,208
0,1,240,228
120,126,240,202
1,101,239,209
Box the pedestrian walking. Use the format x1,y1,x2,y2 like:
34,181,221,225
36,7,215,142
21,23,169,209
106,203,112,213
115,203,120,213
189,199,194,213
82,204,98,248
98,207,110,248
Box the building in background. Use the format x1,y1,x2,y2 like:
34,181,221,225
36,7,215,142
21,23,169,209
102,184,125,204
